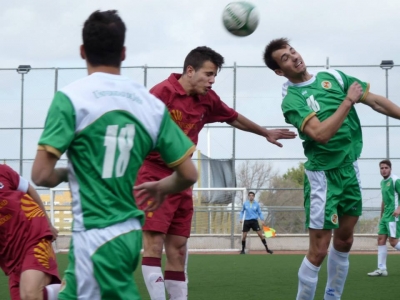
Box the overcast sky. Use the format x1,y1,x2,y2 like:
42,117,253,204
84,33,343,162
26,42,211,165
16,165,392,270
1,0,400,205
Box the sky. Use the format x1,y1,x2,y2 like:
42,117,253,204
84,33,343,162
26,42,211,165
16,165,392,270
1,0,400,205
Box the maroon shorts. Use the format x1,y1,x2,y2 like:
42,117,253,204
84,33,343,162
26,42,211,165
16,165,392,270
8,238,60,300
135,165,193,237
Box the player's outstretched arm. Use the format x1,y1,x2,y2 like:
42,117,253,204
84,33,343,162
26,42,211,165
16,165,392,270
31,150,68,187
134,157,198,212
361,92,400,119
228,114,297,147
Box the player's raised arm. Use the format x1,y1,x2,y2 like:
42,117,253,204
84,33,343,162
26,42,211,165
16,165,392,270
361,92,400,119
32,150,68,187
227,113,297,147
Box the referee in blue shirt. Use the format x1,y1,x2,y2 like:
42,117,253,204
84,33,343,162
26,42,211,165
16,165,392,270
239,191,273,254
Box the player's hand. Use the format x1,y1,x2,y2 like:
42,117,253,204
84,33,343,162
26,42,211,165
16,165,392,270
134,182,166,212
393,208,400,217
345,82,363,104
50,225,58,242
261,221,265,226
265,129,297,147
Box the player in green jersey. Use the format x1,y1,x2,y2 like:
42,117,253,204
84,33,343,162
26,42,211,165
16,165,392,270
263,38,400,300
31,10,198,300
368,159,400,277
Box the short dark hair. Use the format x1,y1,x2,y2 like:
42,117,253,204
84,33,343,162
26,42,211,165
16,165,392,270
82,10,126,67
263,38,290,70
380,159,392,168
248,191,255,196
182,46,224,74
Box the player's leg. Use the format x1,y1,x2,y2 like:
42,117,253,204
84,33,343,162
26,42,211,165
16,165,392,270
254,221,273,254
19,238,61,300
58,218,142,300
142,230,167,300
388,219,400,250
325,162,362,299
298,169,339,300
368,217,389,276
184,246,189,284
164,189,193,299
241,221,250,254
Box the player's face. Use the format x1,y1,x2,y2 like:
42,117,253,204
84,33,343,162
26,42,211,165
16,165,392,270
380,163,391,178
272,45,307,79
248,194,255,201
190,61,218,95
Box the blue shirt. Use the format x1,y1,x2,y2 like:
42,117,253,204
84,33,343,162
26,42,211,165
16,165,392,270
239,200,264,221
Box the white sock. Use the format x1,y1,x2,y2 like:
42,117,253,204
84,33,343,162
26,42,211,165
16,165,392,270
378,245,388,270
394,241,400,251
296,256,320,300
324,246,349,300
44,284,61,300
165,271,187,300
142,262,166,300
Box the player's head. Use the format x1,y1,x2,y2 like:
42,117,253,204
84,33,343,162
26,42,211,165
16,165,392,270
248,191,255,201
81,10,126,68
379,159,392,178
263,38,307,80
181,46,224,95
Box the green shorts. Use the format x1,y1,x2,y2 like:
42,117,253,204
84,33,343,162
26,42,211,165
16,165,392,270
378,217,400,238
304,161,362,230
58,218,142,300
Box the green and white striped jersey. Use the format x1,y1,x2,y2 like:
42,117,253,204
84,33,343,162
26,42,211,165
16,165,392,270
381,174,400,222
38,72,195,231
282,69,369,171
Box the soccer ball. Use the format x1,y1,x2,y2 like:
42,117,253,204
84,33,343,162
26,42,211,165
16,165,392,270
222,2,259,37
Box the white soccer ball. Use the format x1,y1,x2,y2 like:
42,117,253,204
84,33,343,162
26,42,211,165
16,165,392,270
222,1,259,37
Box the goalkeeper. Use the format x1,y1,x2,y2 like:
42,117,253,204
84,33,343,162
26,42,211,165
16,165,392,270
239,191,273,254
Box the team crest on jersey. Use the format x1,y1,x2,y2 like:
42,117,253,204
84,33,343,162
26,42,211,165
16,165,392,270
331,214,338,224
170,109,183,121
387,181,391,187
0,182,3,189
321,81,332,89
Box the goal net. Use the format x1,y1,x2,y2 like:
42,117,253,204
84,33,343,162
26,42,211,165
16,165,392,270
49,187,248,253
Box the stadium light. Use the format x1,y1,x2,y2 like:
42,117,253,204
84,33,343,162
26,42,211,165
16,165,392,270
16,65,31,175
380,60,394,159
16,65,31,74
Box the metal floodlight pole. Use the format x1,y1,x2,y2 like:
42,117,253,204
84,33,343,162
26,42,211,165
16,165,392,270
16,65,31,175
380,60,394,159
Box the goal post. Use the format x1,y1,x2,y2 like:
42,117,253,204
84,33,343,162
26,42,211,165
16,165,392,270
49,187,248,253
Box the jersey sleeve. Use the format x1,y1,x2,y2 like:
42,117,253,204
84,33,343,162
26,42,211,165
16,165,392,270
38,91,76,158
336,70,370,102
154,108,196,168
0,165,21,190
395,179,400,195
282,92,316,132
207,93,238,123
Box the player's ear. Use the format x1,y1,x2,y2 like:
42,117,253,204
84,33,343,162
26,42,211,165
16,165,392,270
80,45,86,60
186,65,195,77
121,46,126,62
274,69,284,77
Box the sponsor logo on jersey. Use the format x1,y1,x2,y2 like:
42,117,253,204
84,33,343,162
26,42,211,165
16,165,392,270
321,81,332,89
170,109,183,121
301,90,308,95
331,214,338,224
0,199,7,208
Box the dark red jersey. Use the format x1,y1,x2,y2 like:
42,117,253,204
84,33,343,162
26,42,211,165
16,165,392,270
0,165,52,275
143,73,238,172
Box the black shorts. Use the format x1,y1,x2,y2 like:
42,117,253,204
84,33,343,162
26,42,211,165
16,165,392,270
242,219,260,232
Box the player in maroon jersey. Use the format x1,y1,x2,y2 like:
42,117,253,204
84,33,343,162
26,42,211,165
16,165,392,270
136,46,296,299
0,164,60,300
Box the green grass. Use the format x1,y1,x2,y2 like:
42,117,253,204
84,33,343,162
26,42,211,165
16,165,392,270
0,253,398,299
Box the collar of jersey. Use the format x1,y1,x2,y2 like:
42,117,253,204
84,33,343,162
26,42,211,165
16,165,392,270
90,72,129,81
169,73,187,96
287,74,316,87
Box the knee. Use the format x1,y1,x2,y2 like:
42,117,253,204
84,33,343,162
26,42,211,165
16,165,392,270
334,236,354,252
20,287,41,300
143,234,165,257
308,247,328,265
389,240,397,248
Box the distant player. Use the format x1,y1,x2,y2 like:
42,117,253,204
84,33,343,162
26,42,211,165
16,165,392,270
32,10,197,300
239,191,273,254
0,164,60,300
137,46,296,300
263,37,400,300
368,159,400,277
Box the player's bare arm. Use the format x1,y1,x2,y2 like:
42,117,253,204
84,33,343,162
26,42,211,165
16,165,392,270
27,184,58,241
32,150,68,187
302,82,362,144
362,92,400,119
134,157,198,212
228,113,296,147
